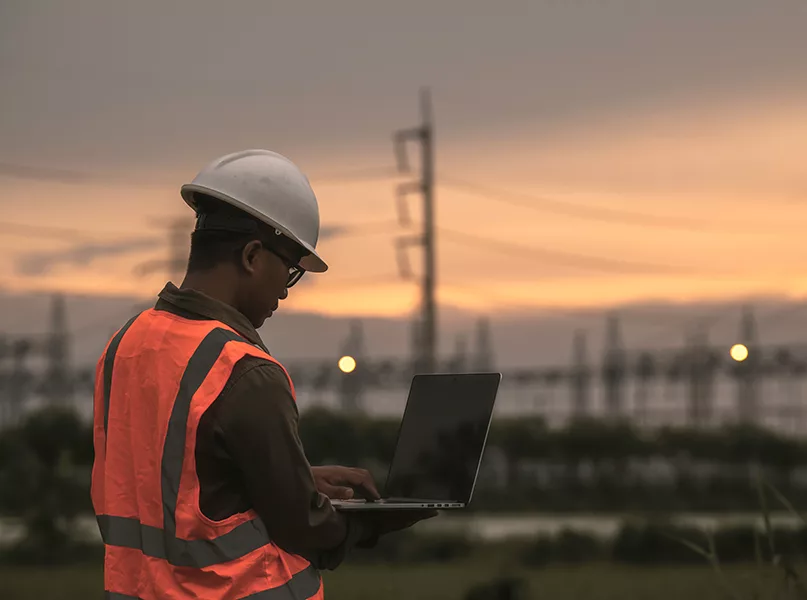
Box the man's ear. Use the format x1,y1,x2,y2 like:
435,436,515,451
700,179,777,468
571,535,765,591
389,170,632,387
241,240,263,274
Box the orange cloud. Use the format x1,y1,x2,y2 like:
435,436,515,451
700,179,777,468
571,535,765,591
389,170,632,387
2,94,806,317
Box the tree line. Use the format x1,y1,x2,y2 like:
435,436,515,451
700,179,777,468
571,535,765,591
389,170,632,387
298,408,807,466
2,406,807,562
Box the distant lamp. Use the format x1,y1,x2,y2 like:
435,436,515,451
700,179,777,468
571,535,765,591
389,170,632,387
338,355,357,374
730,344,749,362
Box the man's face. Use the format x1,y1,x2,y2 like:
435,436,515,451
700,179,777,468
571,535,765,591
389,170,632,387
238,239,296,328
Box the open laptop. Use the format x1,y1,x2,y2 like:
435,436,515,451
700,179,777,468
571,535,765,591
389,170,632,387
332,372,501,511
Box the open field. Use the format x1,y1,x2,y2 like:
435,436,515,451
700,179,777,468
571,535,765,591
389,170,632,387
1,562,800,600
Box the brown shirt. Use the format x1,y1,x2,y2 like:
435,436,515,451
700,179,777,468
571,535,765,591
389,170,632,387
154,283,373,570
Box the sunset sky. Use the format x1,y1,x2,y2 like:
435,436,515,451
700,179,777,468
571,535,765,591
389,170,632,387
2,0,807,319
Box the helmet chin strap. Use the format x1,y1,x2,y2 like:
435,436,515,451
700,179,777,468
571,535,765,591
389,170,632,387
194,210,260,234
195,208,290,243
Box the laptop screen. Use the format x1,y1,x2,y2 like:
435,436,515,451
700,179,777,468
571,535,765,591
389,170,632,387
383,373,501,502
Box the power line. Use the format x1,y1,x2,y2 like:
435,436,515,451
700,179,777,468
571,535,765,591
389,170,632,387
320,220,401,240
71,305,144,338
308,166,400,183
636,302,807,349
12,302,143,342
632,310,731,348
0,218,400,243
629,300,807,349
0,161,400,187
0,220,136,242
438,227,718,276
755,301,807,328
440,175,763,234
297,274,404,292
437,279,573,312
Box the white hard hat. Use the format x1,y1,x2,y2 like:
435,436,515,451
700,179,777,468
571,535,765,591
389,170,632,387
180,149,328,273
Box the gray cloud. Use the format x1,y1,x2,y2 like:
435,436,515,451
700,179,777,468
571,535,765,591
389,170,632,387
318,225,348,241
1,0,805,174
16,238,162,276
0,162,92,184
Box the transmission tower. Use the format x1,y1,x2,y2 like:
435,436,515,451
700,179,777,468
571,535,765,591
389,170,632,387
394,88,437,373
134,217,194,285
472,317,495,372
736,306,759,424
338,320,366,413
7,339,32,427
570,330,590,418
449,334,468,373
0,336,9,427
602,313,626,419
42,293,73,408
686,325,715,428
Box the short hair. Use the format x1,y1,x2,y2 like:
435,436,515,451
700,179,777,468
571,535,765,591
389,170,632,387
187,228,258,273
186,194,306,273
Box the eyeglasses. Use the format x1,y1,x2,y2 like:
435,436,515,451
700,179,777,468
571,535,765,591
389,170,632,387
286,265,304,288
268,246,305,288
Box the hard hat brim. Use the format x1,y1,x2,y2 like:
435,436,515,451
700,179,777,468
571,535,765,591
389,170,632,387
180,184,329,273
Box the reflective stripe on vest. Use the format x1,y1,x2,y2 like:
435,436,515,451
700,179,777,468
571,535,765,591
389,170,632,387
102,313,140,443
103,564,322,600
95,513,270,568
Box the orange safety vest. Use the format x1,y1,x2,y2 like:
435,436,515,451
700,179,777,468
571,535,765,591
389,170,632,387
91,308,325,600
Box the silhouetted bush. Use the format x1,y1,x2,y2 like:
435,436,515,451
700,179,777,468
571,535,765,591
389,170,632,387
612,522,705,564
608,522,807,565
347,530,414,564
464,576,529,600
1,539,103,565
348,531,473,565
553,529,607,563
520,530,607,567
407,532,474,563
297,410,807,512
520,536,553,568
298,410,807,469
0,408,93,565
8,407,807,566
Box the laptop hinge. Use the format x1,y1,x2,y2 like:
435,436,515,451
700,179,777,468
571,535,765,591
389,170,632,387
385,497,461,503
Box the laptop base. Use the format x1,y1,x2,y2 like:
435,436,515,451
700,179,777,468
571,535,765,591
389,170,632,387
332,499,465,511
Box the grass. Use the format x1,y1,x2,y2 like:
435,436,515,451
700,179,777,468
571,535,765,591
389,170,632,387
0,562,796,600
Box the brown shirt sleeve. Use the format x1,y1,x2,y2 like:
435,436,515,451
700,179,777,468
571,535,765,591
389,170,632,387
208,358,371,569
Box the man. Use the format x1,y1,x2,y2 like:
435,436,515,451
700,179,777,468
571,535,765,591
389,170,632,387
91,150,435,600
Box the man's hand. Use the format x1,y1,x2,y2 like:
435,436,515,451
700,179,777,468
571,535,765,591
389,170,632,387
311,466,380,500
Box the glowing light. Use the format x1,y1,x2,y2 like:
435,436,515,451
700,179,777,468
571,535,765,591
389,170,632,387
338,355,357,373
730,344,749,362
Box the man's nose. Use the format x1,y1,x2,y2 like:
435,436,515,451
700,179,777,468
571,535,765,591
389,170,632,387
280,287,289,300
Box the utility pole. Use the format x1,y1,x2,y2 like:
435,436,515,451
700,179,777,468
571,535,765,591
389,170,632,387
394,88,437,374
